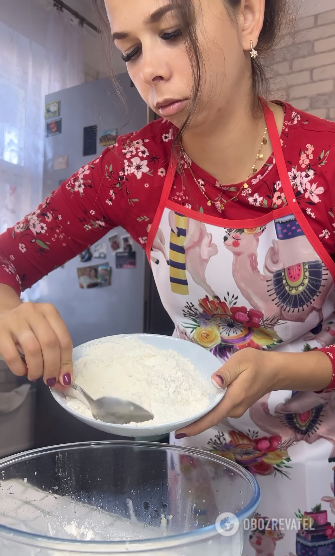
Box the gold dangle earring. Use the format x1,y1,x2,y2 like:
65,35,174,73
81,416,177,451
250,40,258,59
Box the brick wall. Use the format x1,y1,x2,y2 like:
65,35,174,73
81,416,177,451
270,9,335,121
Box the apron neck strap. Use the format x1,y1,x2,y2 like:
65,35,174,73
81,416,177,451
261,99,295,205
161,100,295,213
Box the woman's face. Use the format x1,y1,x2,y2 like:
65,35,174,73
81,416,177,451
105,0,262,131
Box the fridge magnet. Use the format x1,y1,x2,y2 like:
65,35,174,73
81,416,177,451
121,235,134,253
77,266,100,289
93,243,107,259
79,248,93,263
116,251,136,269
53,155,69,171
77,264,112,289
99,129,118,147
108,233,121,253
45,101,60,119
47,118,62,137
83,125,97,157
98,263,112,287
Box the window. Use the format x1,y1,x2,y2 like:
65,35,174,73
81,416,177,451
0,78,25,167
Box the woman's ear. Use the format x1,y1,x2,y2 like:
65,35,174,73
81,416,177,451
238,0,266,51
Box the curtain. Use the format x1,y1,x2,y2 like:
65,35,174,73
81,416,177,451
0,0,85,234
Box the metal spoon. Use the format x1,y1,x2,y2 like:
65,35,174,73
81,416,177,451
70,383,154,425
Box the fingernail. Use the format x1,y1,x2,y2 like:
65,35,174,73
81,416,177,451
175,433,187,440
62,373,72,386
46,377,57,388
211,375,225,389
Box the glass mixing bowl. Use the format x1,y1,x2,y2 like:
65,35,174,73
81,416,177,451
0,441,260,555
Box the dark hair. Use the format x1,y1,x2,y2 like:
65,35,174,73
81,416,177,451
93,0,292,134
169,0,292,134
226,0,292,96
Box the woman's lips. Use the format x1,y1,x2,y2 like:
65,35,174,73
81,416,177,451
157,99,188,117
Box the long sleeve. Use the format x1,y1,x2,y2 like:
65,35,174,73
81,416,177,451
0,146,126,293
0,120,173,295
314,179,335,386
314,346,335,393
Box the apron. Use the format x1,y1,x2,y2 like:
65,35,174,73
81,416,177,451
146,102,335,556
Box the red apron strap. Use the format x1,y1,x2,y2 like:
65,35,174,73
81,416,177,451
262,98,335,281
262,100,295,204
146,155,178,262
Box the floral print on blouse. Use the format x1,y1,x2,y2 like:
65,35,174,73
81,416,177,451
0,101,335,298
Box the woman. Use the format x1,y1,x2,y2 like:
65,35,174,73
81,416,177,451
1,1,335,553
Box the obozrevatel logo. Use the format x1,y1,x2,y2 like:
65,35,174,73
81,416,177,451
215,512,240,536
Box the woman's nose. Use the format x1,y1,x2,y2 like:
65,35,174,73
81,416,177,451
140,49,171,86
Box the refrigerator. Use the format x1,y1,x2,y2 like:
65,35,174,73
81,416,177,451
33,75,174,447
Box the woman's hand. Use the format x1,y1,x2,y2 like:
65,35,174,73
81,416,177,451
0,300,73,390
175,347,333,438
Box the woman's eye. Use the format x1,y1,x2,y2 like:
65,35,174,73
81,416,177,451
121,46,141,63
161,29,182,41
121,29,182,63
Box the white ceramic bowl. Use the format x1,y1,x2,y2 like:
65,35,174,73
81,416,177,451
51,334,225,437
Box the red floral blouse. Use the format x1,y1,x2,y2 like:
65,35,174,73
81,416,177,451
1,101,335,380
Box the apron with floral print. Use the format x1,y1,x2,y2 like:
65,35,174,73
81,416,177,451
146,103,335,556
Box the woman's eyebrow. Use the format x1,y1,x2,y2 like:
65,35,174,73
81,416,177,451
112,4,175,42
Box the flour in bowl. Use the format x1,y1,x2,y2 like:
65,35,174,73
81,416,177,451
65,338,212,426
